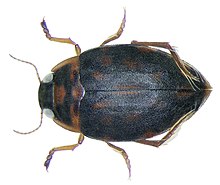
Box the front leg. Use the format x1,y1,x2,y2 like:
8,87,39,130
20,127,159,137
44,134,84,170
41,19,81,56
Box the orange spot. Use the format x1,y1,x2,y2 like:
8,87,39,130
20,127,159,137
72,85,85,100
100,55,112,66
122,59,138,70
111,91,139,95
70,69,79,82
124,113,141,122
101,46,110,53
153,72,163,81
176,90,193,98
54,85,66,105
92,71,104,81
102,136,113,142
70,104,80,130
122,58,145,71
71,59,79,71
100,115,113,125
143,131,157,139
137,46,155,53
93,100,111,109
114,85,142,90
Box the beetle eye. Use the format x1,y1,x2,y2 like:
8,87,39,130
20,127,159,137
42,73,53,83
43,108,55,119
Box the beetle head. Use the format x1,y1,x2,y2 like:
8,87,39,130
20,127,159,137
38,73,55,119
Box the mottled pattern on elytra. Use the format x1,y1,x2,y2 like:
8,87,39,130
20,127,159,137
78,45,209,141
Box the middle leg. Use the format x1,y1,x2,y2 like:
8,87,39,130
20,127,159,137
100,9,126,46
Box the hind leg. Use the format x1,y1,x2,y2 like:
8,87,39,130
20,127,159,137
135,109,195,147
131,41,199,90
106,142,131,178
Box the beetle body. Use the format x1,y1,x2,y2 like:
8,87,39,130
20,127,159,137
39,44,211,142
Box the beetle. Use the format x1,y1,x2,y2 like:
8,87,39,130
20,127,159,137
11,9,212,177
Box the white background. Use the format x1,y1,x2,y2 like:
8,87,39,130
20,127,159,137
1,0,219,184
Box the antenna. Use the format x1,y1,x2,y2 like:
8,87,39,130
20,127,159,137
9,54,43,134
13,110,43,134
9,54,41,83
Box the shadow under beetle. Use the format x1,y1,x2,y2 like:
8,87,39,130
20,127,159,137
11,9,212,177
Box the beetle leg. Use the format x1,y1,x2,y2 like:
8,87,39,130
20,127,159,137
41,19,81,56
106,142,131,178
131,41,200,91
135,109,195,147
100,8,126,46
44,133,84,170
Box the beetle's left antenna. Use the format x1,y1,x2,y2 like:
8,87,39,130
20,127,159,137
13,110,43,134
9,54,43,134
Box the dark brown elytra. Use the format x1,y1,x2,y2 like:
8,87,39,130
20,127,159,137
12,10,211,178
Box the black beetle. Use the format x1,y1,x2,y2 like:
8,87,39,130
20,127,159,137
11,10,212,177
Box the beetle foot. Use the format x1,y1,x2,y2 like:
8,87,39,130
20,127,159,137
41,19,52,40
44,150,55,171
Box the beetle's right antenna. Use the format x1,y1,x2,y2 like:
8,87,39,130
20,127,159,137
9,54,41,83
9,54,43,134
